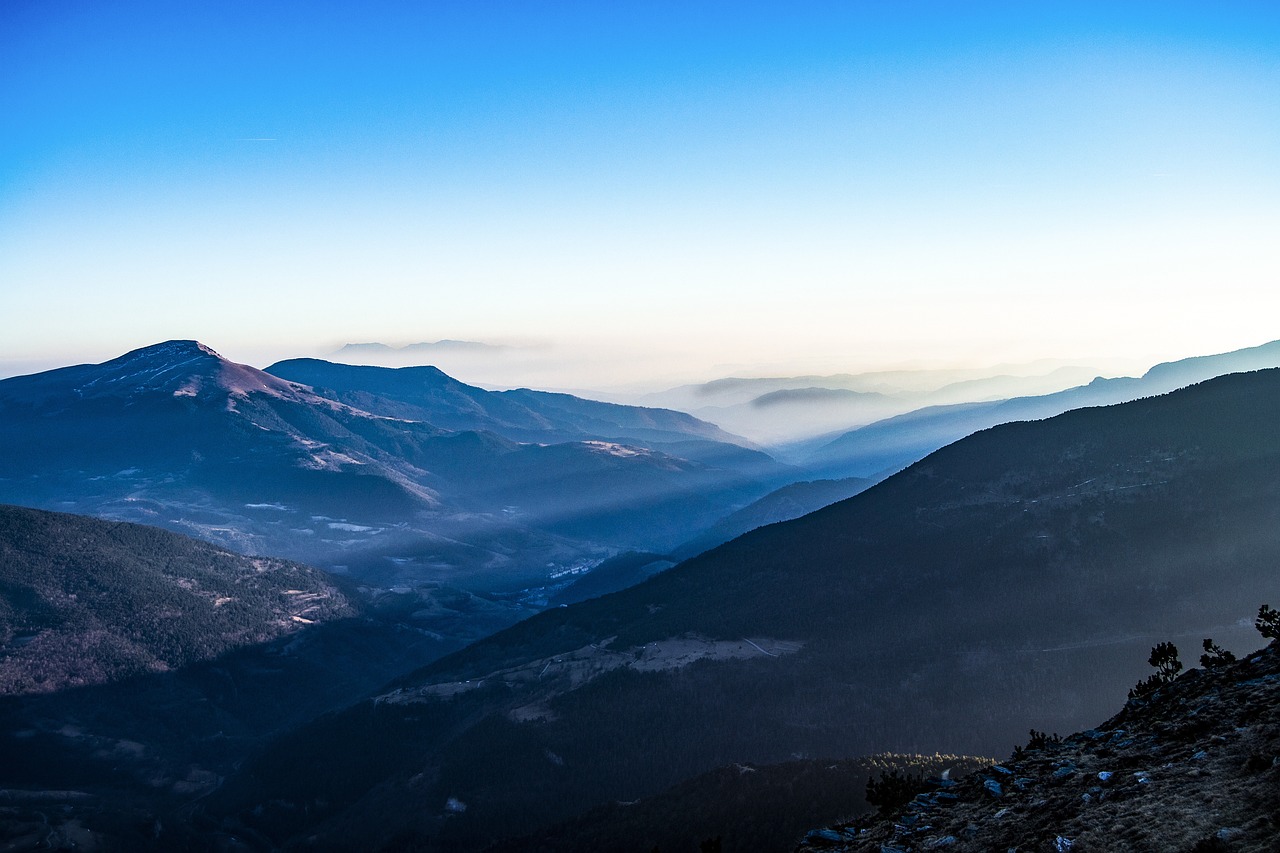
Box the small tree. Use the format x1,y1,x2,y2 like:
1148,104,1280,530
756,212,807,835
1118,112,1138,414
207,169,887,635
1128,641,1182,699
1256,604,1280,640
1200,638,1236,668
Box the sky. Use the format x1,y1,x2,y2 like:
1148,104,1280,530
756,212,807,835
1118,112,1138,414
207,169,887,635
2,1,1278,390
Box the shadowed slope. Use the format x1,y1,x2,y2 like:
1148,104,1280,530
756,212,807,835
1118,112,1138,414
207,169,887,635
0,503,354,694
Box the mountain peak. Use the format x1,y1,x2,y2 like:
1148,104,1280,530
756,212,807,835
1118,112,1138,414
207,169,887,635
110,338,222,364
72,340,300,402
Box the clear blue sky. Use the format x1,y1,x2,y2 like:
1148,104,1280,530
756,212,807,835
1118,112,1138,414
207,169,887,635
3,1,1278,387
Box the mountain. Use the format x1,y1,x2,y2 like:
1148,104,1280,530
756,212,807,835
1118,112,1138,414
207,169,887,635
799,635,1280,853
0,342,786,594
545,551,675,607
202,368,1280,851
640,361,1112,412
804,338,1280,478
0,503,353,694
672,475,876,560
265,358,751,448
639,363,1110,444
0,508,528,850
692,388,907,446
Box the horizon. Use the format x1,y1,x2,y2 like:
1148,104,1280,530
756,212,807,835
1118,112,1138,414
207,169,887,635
4,333,1276,401
3,2,1278,390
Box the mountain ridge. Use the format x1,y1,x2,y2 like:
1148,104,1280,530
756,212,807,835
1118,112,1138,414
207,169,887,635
0,341,787,597
266,357,750,448
803,338,1280,477
202,367,1280,851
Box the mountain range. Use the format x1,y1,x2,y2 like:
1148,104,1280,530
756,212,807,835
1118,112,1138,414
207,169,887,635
798,337,1280,478
266,358,747,449
4,341,1280,851
195,366,1280,851
638,362,1115,444
0,342,787,598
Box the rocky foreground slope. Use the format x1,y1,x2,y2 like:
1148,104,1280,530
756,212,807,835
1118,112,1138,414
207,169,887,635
798,636,1280,853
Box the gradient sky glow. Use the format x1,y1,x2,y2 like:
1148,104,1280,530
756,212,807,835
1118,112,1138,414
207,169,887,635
3,1,1278,388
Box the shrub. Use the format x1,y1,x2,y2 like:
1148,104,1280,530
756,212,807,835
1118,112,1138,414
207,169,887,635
1027,729,1062,750
865,769,928,817
1199,639,1236,668
1256,604,1280,640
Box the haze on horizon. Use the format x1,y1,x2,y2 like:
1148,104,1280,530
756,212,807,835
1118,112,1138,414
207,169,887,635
2,1,1278,391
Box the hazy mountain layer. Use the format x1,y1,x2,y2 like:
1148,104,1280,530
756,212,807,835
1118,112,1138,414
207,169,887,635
641,363,1110,444
205,368,1280,850
804,337,1280,478
0,342,785,593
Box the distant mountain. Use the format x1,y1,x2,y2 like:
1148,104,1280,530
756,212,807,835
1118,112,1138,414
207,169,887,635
642,361,1110,410
643,364,1111,444
805,338,1280,478
204,368,1280,851
0,342,785,595
799,636,1280,853
265,358,750,448
0,504,353,694
693,388,906,445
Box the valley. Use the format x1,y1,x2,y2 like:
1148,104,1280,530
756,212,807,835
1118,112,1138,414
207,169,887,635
2,341,1279,851
7,6,1275,849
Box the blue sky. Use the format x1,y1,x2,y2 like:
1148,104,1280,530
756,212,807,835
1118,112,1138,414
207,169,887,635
3,1,1278,388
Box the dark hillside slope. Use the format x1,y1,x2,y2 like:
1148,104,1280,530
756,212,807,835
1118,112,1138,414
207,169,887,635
494,753,991,853
0,504,353,695
672,475,875,560
0,509,520,851
211,369,1280,851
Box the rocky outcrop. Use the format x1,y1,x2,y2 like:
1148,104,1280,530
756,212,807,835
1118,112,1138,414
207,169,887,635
798,639,1280,853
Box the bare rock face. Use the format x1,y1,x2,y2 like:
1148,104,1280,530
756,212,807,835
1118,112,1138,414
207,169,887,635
797,639,1280,853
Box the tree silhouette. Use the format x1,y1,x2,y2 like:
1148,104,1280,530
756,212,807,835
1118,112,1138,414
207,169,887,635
1200,638,1236,668
1256,604,1280,640
1128,641,1182,699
